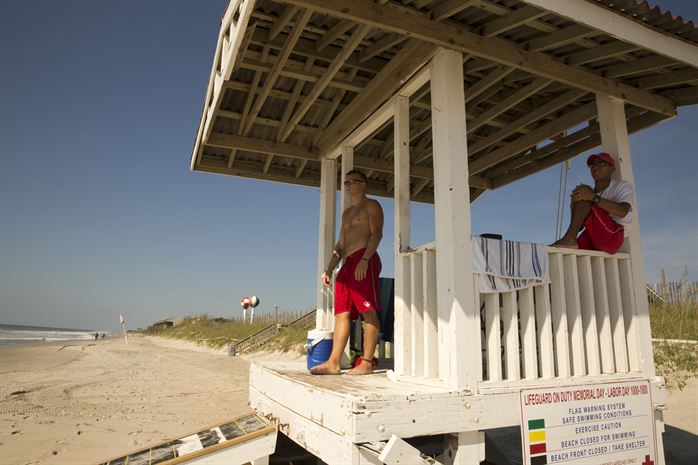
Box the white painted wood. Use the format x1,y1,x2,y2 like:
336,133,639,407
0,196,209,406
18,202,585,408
519,287,538,380
548,253,570,378
431,48,478,390
180,430,277,465
473,275,484,384
341,145,354,211
379,435,440,465
411,252,425,377
443,431,483,465
591,257,616,373
604,258,630,372
317,158,337,330
423,249,439,379
534,285,555,379
577,255,601,376
250,387,356,464
522,0,698,68
501,292,520,381
619,258,642,372
393,95,411,377
484,293,502,382
563,254,586,376
596,93,656,377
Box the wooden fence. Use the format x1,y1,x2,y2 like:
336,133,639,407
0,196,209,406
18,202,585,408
647,281,697,304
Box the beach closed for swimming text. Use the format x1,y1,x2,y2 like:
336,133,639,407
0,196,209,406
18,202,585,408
520,380,657,465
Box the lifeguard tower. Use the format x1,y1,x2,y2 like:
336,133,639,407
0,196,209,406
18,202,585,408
190,1,697,463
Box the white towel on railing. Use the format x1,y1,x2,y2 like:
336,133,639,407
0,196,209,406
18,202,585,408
470,237,550,293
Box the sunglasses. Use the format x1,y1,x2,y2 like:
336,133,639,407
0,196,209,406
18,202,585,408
343,179,366,186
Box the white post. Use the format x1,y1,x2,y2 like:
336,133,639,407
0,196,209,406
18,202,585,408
316,158,337,330
430,48,478,391
595,94,656,377
393,95,412,377
341,146,354,210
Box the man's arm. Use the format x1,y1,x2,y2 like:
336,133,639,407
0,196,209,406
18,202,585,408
322,212,348,285
354,200,384,281
572,184,631,217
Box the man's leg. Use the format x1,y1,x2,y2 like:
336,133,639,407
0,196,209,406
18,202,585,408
552,200,592,248
309,312,350,375
347,310,380,375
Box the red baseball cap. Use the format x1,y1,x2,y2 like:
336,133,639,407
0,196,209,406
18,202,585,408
586,152,615,168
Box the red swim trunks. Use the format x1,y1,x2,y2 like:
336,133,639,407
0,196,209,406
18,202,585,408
334,249,381,320
577,205,625,254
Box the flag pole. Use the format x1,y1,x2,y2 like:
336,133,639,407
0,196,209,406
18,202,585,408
120,312,128,345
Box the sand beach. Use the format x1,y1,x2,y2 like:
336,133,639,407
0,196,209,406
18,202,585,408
0,334,695,465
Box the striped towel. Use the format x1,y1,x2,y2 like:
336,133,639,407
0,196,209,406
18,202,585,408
470,236,550,293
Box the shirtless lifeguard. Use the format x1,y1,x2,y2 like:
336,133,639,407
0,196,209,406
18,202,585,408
310,169,384,376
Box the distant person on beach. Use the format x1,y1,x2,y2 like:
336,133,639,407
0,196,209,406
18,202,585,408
551,152,633,254
311,169,384,376
94,332,99,340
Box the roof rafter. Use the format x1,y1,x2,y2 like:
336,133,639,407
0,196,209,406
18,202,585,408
281,0,676,117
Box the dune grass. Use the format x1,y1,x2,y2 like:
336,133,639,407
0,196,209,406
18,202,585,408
650,300,698,390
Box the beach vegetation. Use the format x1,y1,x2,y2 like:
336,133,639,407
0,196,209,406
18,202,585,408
650,299,698,390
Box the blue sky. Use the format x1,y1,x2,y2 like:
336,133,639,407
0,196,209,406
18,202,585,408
2,1,696,331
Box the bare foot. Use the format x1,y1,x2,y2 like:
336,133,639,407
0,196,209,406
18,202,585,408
346,359,374,376
309,361,341,375
550,239,579,249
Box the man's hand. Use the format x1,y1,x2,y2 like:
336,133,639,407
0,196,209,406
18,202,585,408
571,184,595,203
354,260,368,281
322,271,332,287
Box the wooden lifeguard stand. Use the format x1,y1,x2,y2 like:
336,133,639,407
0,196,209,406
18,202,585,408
190,1,697,463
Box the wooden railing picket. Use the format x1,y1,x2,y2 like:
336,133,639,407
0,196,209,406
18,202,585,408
534,285,555,379
549,253,571,378
484,293,502,382
577,255,601,376
519,287,538,380
410,252,425,378
501,291,521,381
423,249,439,379
591,257,616,373
605,258,630,372
619,258,642,372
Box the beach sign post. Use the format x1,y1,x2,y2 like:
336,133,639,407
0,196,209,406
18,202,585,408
119,312,128,345
249,295,259,324
241,297,250,323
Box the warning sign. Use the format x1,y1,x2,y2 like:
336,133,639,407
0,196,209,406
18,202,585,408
520,380,657,465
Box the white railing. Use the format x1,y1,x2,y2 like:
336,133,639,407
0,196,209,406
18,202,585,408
397,244,644,389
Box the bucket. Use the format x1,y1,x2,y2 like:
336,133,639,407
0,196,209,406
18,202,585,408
305,330,333,370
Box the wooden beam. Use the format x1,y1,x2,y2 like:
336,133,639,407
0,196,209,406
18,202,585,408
281,0,676,117
467,88,587,155
479,5,546,37
239,58,365,93
432,0,478,21
279,24,371,142
635,68,698,90
208,133,320,160
523,0,698,68
315,20,354,51
467,77,550,133
464,66,515,104
314,39,438,154
269,5,299,41
359,33,405,62
490,110,667,188
602,55,675,79
276,58,315,142
523,24,594,53
469,102,597,175
242,9,312,136
564,41,639,67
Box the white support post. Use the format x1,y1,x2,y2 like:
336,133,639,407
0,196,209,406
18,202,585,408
316,158,337,330
443,431,484,465
595,94,656,377
340,146,355,210
393,95,412,377
431,48,478,391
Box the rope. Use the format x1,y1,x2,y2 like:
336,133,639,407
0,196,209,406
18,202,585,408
554,160,570,240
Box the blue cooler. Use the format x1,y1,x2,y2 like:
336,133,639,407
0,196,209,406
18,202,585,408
305,330,333,370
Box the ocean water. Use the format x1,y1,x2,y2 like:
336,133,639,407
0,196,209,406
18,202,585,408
0,324,102,346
